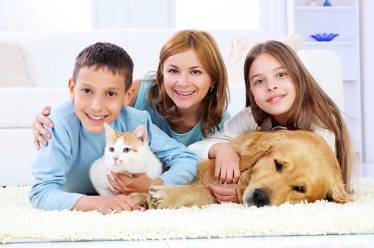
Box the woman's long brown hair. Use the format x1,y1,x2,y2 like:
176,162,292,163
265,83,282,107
148,30,228,137
243,40,354,191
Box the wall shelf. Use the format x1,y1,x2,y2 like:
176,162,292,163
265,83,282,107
303,41,357,46
287,0,362,164
295,6,357,11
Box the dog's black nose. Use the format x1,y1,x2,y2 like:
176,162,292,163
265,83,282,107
251,188,270,207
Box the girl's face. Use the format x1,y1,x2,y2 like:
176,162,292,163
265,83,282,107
162,49,212,113
249,53,296,125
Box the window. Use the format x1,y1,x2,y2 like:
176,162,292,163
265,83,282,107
175,0,261,30
0,0,91,30
0,0,265,31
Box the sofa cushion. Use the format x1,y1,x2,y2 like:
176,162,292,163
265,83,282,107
297,49,344,109
0,87,69,128
0,42,32,87
227,34,303,84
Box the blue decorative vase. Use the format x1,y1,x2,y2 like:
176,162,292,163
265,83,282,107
323,0,333,6
310,33,339,42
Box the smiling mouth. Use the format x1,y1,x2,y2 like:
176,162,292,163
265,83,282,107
267,95,285,103
175,90,196,97
86,113,108,121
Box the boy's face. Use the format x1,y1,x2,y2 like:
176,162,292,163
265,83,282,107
68,66,126,133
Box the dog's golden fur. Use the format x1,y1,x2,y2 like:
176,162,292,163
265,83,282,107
135,130,352,209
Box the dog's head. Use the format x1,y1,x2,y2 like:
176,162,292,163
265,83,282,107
233,130,352,207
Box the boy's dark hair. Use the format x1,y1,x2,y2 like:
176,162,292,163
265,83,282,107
72,42,133,91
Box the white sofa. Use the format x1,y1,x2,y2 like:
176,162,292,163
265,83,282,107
0,30,344,186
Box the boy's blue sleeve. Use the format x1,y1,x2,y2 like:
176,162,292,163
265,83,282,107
145,115,199,185
28,125,83,210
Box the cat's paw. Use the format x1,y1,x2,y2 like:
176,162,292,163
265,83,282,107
147,185,174,209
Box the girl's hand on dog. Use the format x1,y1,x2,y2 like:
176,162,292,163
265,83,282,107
209,143,240,184
209,182,239,203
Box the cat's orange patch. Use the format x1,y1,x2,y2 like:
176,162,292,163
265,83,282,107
108,132,141,152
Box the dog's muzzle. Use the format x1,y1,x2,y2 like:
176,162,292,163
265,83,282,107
247,188,270,207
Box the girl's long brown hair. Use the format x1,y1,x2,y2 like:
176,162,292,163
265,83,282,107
243,40,354,191
148,30,228,137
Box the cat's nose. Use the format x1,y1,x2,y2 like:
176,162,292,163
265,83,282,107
113,157,118,162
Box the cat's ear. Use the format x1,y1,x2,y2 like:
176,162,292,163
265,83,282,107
103,123,115,140
133,124,148,144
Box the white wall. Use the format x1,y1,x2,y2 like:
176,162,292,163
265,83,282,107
361,0,374,175
91,0,174,29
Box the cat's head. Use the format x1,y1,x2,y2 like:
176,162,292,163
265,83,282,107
103,123,148,173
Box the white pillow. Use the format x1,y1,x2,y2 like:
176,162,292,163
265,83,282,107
227,34,304,84
0,42,32,87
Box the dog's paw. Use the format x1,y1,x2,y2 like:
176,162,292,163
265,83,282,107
147,185,173,209
129,192,148,208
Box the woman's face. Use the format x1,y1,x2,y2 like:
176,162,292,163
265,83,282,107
249,53,296,125
162,49,212,113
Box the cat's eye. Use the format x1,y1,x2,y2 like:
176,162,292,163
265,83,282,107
123,148,131,153
108,147,114,152
292,185,306,193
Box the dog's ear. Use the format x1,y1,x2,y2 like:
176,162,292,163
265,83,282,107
236,169,252,204
232,131,285,171
326,156,353,203
326,169,353,203
326,183,352,203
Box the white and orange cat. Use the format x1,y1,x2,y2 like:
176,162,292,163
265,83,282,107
89,123,162,196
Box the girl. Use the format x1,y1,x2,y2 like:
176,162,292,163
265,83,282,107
32,30,233,193
190,40,354,202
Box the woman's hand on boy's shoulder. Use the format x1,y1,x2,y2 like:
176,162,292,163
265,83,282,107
33,106,54,150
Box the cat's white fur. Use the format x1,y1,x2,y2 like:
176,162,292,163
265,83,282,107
90,123,162,196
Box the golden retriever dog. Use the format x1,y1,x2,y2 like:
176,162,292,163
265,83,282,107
133,130,352,209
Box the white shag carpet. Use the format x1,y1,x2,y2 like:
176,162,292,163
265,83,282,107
1,178,374,244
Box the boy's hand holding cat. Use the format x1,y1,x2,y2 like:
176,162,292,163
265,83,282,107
108,172,163,194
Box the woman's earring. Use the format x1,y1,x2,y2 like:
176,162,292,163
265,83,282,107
209,86,214,94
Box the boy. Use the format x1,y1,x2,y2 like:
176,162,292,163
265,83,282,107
29,42,199,214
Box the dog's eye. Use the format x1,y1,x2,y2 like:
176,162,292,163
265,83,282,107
292,185,306,193
274,159,283,172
